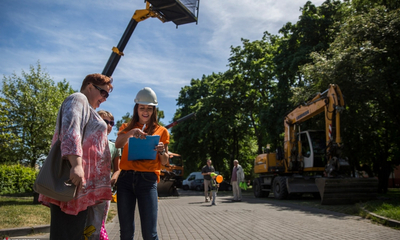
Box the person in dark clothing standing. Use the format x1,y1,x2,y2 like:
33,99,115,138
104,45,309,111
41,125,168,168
201,159,215,202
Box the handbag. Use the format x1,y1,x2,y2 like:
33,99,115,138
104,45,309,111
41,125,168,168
33,103,80,202
239,181,248,190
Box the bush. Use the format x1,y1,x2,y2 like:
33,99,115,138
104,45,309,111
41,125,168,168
0,164,38,195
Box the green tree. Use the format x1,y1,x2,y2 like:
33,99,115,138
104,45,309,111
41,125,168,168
302,6,400,192
351,0,400,12
269,0,346,152
172,33,279,177
173,74,231,175
115,112,132,133
0,62,75,167
228,33,278,155
0,98,20,163
274,0,344,87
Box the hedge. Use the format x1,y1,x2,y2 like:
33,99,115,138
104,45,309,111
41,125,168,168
0,164,38,195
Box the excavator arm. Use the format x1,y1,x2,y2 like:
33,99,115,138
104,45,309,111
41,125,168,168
284,84,346,174
254,84,377,204
283,84,377,204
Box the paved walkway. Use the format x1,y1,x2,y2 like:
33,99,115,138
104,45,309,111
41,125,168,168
9,190,400,239
103,192,400,240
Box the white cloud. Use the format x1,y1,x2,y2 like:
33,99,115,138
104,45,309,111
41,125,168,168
0,0,326,137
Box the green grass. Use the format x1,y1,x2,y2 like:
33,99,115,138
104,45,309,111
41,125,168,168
0,195,50,229
361,189,400,221
0,194,117,230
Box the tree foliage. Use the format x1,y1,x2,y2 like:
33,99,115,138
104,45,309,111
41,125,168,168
111,0,399,191
302,5,400,192
0,62,75,167
0,164,38,194
172,33,278,178
169,1,348,178
228,33,278,154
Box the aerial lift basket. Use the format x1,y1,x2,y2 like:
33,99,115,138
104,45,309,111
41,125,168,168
102,0,200,77
147,0,199,26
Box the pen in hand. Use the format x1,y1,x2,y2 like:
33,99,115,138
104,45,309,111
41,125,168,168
137,124,146,139
133,124,146,139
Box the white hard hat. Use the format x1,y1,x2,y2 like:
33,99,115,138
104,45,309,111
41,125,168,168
134,87,158,106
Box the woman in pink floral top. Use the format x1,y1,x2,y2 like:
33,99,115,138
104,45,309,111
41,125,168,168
39,73,113,240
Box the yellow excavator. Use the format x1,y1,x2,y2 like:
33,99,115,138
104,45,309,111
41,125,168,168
156,112,196,196
157,152,183,197
253,84,378,204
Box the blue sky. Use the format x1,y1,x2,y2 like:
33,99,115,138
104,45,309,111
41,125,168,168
0,0,324,139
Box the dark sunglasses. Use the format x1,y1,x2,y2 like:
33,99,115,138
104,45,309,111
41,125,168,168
104,119,115,126
92,84,109,98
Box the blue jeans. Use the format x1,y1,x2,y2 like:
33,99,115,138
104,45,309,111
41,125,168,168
117,170,159,240
211,191,217,205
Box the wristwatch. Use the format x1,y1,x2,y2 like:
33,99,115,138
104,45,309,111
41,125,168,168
159,149,166,155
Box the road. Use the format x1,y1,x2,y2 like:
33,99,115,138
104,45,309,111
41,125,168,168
105,190,399,240
12,189,399,239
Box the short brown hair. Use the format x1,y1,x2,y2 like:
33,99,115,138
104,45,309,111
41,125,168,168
80,73,113,92
97,110,114,121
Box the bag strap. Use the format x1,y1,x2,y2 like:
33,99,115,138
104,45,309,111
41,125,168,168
56,102,63,141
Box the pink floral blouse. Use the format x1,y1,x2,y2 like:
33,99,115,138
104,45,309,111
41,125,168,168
39,92,112,215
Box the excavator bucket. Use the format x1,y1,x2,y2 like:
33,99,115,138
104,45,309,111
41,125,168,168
286,177,319,193
315,178,378,205
157,179,179,197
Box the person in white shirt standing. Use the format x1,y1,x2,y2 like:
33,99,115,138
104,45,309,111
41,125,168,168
231,159,244,202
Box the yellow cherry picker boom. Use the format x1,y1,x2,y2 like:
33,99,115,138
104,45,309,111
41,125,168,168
101,1,199,196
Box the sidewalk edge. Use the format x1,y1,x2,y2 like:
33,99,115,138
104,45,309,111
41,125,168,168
360,207,400,228
0,225,50,237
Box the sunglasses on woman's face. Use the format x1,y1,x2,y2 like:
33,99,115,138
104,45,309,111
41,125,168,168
104,119,114,126
92,84,109,98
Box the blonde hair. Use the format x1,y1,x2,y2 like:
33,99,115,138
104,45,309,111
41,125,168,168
97,110,114,121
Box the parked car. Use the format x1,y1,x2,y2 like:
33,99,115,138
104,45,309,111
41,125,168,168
191,179,204,191
218,181,232,191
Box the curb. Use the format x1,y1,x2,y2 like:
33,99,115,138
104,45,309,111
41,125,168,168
0,225,50,238
1,213,119,239
360,207,400,228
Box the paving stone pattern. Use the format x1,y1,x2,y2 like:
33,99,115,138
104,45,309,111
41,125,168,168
105,192,399,240
14,190,399,239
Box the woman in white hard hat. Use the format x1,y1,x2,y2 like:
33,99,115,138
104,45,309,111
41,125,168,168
115,87,169,240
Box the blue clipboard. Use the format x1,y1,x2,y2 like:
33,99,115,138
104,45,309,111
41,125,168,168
127,135,160,161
